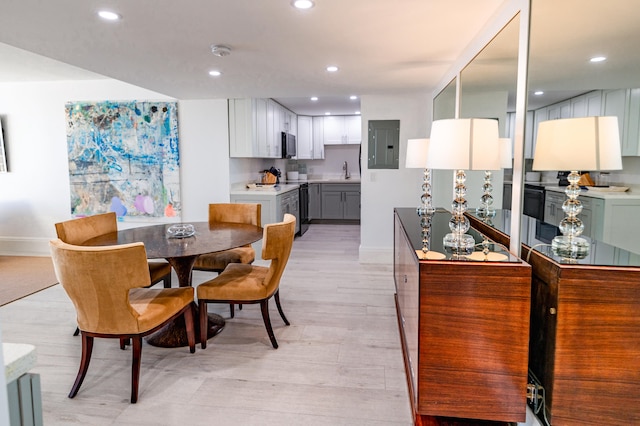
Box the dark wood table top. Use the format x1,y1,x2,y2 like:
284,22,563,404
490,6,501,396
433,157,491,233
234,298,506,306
84,221,263,260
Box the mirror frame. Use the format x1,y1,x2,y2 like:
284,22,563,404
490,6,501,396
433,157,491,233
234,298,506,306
432,0,530,254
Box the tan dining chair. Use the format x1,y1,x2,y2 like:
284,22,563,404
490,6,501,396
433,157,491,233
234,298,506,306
192,203,261,317
55,212,173,336
197,213,295,349
50,239,196,403
55,212,172,288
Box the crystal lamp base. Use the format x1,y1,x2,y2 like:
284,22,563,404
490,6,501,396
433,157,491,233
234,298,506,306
551,235,590,261
443,233,475,256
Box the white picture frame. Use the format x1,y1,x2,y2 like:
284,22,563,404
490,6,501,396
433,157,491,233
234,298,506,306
0,117,7,173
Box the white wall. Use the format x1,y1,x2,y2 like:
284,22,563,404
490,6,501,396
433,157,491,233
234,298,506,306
359,93,432,263
0,80,230,255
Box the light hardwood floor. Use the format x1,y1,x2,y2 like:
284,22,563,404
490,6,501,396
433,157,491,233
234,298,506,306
0,224,413,425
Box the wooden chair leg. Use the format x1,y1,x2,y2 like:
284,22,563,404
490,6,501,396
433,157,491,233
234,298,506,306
130,336,142,404
69,333,93,398
260,300,278,349
274,290,290,326
184,304,196,353
199,301,209,349
163,273,171,288
229,303,235,318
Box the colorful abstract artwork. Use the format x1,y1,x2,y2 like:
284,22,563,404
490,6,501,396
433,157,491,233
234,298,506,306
65,100,180,219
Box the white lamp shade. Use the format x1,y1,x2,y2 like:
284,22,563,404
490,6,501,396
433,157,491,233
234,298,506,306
405,138,429,168
425,118,501,170
500,138,513,168
532,116,622,171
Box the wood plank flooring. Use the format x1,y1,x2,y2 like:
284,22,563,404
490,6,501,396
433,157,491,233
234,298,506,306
0,224,414,425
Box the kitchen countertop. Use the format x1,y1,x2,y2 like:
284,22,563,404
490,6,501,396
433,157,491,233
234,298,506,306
545,185,640,199
231,178,361,196
230,183,300,196
3,343,37,383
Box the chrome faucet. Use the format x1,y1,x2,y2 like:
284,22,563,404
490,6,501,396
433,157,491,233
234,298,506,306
343,161,350,179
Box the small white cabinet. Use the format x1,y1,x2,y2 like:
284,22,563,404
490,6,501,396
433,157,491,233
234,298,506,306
322,115,361,145
296,116,324,159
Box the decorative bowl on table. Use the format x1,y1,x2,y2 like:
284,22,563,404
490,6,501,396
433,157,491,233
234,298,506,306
166,223,195,238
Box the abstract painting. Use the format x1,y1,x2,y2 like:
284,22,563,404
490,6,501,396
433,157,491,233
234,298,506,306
65,100,180,219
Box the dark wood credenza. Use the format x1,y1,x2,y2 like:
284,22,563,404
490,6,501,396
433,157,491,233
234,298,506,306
467,210,640,426
394,208,532,425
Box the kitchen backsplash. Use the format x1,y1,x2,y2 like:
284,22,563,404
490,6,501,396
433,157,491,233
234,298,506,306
229,144,360,184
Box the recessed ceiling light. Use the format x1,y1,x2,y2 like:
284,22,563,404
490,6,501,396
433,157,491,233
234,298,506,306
355,111,361,115
534,91,544,96
350,95,358,100
310,97,318,101
98,10,121,21
325,112,331,116
326,65,338,72
292,0,315,10
590,56,607,63
209,70,222,77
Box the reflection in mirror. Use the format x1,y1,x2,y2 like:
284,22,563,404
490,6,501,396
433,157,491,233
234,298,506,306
431,78,457,210
433,78,456,120
459,14,520,226
523,0,640,257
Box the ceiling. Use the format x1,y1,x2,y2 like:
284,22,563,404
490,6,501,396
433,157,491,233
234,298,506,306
0,0,506,116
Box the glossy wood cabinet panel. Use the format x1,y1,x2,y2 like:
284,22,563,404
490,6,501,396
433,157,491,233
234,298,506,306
468,212,640,425
394,211,531,424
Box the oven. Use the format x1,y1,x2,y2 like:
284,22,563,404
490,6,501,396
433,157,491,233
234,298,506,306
523,183,545,221
298,183,309,236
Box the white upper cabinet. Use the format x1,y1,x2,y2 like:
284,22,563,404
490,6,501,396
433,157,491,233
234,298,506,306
322,115,361,145
228,98,297,158
296,116,313,159
312,116,325,159
570,90,602,118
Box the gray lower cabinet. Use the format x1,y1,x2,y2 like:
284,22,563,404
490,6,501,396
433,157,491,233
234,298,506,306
544,191,603,240
320,183,360,220
230,189,299,234
309,183,322,219
277,190,300,234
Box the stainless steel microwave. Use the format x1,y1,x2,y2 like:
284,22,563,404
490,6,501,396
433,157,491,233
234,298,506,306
281,132,296,158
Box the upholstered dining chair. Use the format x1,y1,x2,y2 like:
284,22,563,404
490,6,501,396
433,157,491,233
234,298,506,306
56,212,173,336
197,213,296,349
55,212,172,289
49,239,196,403
192,203,261,317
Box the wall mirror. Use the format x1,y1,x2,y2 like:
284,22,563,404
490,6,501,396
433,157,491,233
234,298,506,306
433,78,456,121
459,13,520,222
516,0,640,254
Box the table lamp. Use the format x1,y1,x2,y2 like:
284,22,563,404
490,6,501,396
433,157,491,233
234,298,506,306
426,118,500,255
405,138,445,260
406,138,435,215
533,116,621,260
476,137,513,218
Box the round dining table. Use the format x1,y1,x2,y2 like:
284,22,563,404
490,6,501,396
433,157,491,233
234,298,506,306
83,221,263,348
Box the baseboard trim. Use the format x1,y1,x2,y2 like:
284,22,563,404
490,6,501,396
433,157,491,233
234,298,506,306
358,246,392,264
0,237,51,256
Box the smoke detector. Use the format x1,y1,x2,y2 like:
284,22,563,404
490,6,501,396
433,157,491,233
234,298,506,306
210,45,232,57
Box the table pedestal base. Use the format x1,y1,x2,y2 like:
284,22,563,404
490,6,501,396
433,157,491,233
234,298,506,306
146,310,225,348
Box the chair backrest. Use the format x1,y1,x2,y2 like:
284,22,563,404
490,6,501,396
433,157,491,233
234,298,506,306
208,203,261,227
55,212,117,245
49,239,152,334
261,213,296,296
